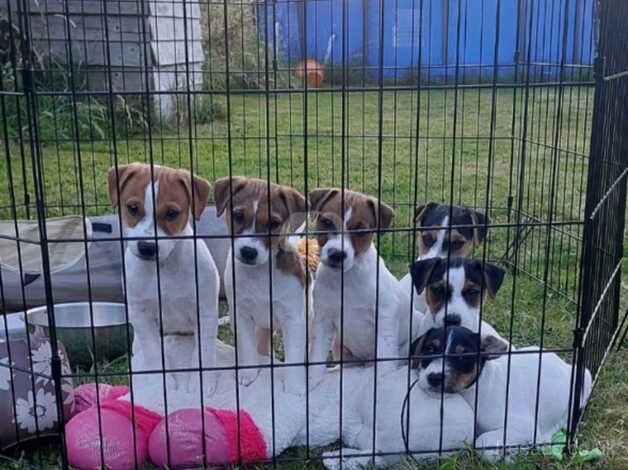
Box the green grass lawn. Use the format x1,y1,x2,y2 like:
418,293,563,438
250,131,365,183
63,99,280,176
0,87,626,469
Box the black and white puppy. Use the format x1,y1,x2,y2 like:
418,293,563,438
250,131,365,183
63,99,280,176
399,203,489,314
410,326,592,458
410,257,507,341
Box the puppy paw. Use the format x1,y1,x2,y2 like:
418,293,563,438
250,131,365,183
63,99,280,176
322,449,367,470
321,450,343,470
185,372,218,398
202,372,218,396
166,373,180,392
475,430,505,461
238,368,260,387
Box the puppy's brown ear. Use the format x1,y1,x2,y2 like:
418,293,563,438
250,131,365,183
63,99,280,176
213,176,247,217
179,172,211,221
410,257,441,295
280,187,307,232
308,188,338,213
367,198,394,230
107,163,140,207
414,202,438,224
279,187,306,214
481,335,508,360
466,208,490,246
409,330,430,369
192,176,211,220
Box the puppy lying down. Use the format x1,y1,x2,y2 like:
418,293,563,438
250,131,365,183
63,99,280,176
67,340,474,469
411,326,592,459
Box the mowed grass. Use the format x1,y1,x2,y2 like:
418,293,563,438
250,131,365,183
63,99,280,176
0,87,626,469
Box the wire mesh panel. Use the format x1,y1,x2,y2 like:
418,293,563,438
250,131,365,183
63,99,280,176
571,0,628,432
0,0,625,468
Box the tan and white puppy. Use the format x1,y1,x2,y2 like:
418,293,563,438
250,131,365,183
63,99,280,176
214,176,309,393
399,203,489,315
308,189,420,383
108,163,219,395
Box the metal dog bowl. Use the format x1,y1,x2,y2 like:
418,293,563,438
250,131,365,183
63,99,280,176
27,302,133,367
0,313,27,342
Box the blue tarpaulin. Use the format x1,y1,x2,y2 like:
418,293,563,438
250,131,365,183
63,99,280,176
258,0,594,81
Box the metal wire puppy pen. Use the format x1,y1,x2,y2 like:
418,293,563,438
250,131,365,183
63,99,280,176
0,0,626,468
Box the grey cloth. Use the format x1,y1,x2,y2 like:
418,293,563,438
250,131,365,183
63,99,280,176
0,207,230,313
0,215,123,312
197,206,230,292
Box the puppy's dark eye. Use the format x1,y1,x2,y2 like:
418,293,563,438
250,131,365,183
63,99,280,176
232,211,244,224
450,240,465,252
424,343,441,356
352,227,369,238
165,208,179,221
127,203,139,216
455,354,475,373
463,288,481,302
432,285,446,298
269,219,281,231
320,217,335,230
422,234,435,247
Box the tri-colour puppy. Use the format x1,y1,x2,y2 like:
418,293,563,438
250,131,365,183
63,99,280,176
399,203,489,315
108,163,219,395
309,188,421,382
410,256,507,341
410,326,592,458
214,176,309,393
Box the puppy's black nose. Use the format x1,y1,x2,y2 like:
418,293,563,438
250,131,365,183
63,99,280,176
444,314,461,326
240,246,258,262
328,249,347,264
137,241,157,259
427,373,443,388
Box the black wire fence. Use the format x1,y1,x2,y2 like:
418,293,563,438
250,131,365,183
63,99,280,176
0,0,626,468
